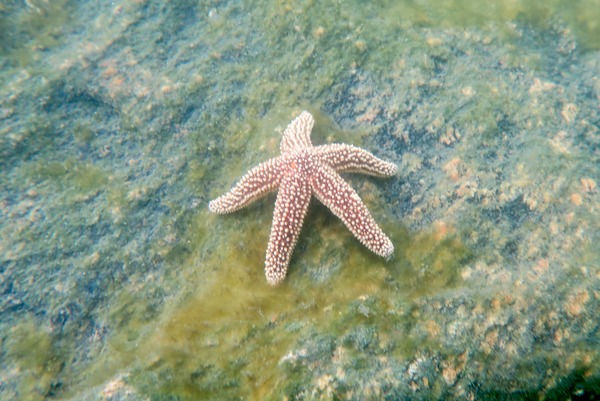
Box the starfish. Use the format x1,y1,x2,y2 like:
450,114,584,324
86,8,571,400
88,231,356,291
209,111,397,285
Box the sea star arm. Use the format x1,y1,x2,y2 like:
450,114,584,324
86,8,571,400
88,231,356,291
209,156,285,214
315,144,397,177
280,111,314,154
311,165,394,258
265,172,312,285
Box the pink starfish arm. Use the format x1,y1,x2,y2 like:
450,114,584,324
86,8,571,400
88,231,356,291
311,165,394,258
315,144,397,177
264,171,312,286
280,111,314,154
208,156,286,214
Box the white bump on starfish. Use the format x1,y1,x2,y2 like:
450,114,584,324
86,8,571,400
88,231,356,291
209,111,397,285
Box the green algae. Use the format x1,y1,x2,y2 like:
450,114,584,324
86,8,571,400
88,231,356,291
33,160,71,179
73,122,95,144
373,0,600,51
29,160,109,198
71,164,108,193
0,0,72,65
6,319,67,401
400,228,472,296
70,195,474,400
184,159,208,187
249,0,599,104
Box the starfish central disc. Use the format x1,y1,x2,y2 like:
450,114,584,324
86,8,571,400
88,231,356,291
209,111,397,285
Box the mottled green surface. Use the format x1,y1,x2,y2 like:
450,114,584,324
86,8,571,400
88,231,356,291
1,0,599,400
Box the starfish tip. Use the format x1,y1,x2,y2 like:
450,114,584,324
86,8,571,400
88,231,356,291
376,237,394,260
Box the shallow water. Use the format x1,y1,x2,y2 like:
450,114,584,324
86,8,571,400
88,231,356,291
1,1,599,400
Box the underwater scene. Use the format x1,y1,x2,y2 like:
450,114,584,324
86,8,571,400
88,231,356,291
1,0,599,400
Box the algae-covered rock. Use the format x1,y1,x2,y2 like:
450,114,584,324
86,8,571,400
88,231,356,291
0,1,598,400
